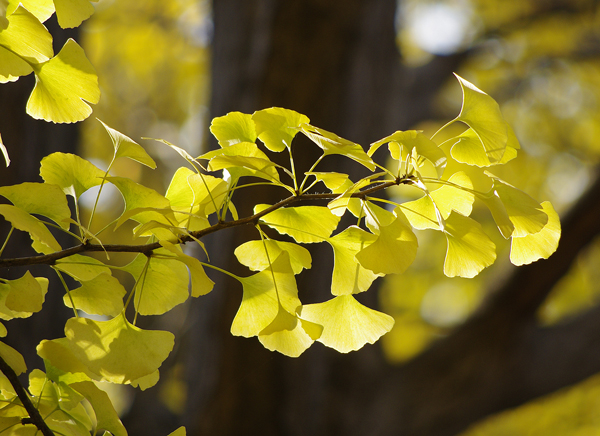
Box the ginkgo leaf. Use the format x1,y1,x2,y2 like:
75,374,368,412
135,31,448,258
210,111,257,147
305,171,350,193
356,209,418,275
166,167,228,218
0,341,26,375
369,130,447,178
231,252,300,338
0,204,61,253
54,0,98,29
54,254,111,281
362,200,396,233
443,211,496,278
491,176,547,237
40,152,105,198
168,427,187,436
129,369,160,391
123,251,190,316
454,74,508,164
27,38,100,123
160,241,214,297
511,201,560,266
327,226,380,295
0,5,53,63
300,294,394,353
300,124,376,171
70,381,127,436
0,45,32,82
258,305,322,357
201,141,280,182
451,124,520,167
401,172,474,230
0,323,6,337
98,119,156,168
56,314,174,384
327,177,372,218
0,271,48,319
234,239,311,274
0,182,71,229
252,107,309,152
63,273,125,317
6,0,54,23
255,204,340,243
479,192,514,238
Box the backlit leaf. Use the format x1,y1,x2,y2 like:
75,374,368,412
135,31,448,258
201,141,280,182
356,209,418,275
160,241,214,297
300,294,394,353
449,126,519,167
54,0,97,28
70,381,127,436
231,252,300,337
0,271,48,319
166,167,228,219
0,204,61,253
258,305,322,357
0,341,26,375
0,5,52,64
98,119,156,168
210,111,256,147
0,45,32,83
0,182,70,229
454,74,508,164
40,152,105,198
123,251,190,316
511,201,560,266
305,171,350,193
255,204,340,243
63,273,125,317
6,0,54,23
57,314,174,384
443,211,496,278
300,124,375,171
252,107,309,152
54,254,111,281
235,239,311,274
327,226,380,295
27,38,100,123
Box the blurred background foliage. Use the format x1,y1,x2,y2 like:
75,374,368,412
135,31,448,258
79,0,600,434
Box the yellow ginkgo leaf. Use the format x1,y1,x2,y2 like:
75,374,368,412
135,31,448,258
209,111,257,147
256,204,340,243
234,239,311,275
53,0,98,29
27,38,100,123
252,107,309,152
510,201,561,266
300,295,394,353
0,341,26,375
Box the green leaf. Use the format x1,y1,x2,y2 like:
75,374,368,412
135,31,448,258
159,241,214,297
51,314,174,384
0,182,71,229
123,251,190,316
300,124,375,171
0,5,53,64
0,341,26,375
252,107,309,152
70,381,127,436
231,252,300,338
453,74,508,164
63,273,125,317
53,0,98,28
234,239,311,275
300,295,394,353
210,111,256,147
0,271,48,319
6,0,54,23
27,38,100,123
443,211,496,278
511,201,560,266
401,171,474,230
255,204,340,243
40,152,105,198
54,254,111,281
327,226,380,295
98,119,156,168
0,204,61,253
355,209,418,275
258,305,322,357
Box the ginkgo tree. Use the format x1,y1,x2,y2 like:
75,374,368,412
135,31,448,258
0,2,560,436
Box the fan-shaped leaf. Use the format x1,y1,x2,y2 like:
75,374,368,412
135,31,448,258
0,204,61,253
511,201,560,266
98,119,156,168
70,381,127,436
255,204,340,243
235,239,311,274
252,107,309,152
63,273,125,317
210,111,256,147
0,5,52,63
6,0,54,23
165,167,228,219
159,241,214,297
0,271,47,320
300,294,394,353
40,152,105,198
54,254,111,281
0,341,26,375
27,38,99,123
54,0,98,29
